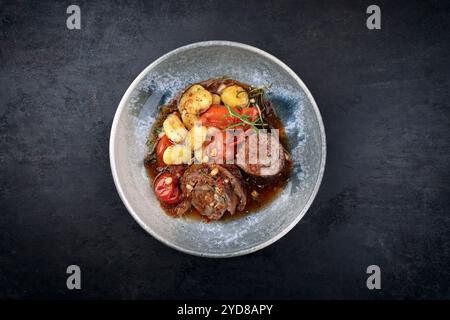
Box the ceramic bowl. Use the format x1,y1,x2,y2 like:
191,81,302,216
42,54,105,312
110,41,326,257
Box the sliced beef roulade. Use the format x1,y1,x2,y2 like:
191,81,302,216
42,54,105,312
236,130,288,178
175,164,246,220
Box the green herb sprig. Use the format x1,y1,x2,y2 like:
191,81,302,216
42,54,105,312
224,103,267,133
247,83,272,112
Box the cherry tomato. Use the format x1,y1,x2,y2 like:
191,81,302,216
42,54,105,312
156,135,173,166
199,104,258,130
154,172,181,204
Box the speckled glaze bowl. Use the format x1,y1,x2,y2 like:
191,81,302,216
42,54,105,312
110,41,326,257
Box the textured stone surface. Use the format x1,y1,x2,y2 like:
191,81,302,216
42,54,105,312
0,0,449,299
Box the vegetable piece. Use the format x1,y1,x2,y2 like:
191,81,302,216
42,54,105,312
181,112,200,130
188,125,208,151
199,104,258,130
179,84,213,115
220,85,249,108
212,94,221,105
154,172,181,204
163,113,188,144
156,134,173,165
163,144,192,165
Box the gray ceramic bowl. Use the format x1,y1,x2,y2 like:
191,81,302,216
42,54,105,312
110,41,326,257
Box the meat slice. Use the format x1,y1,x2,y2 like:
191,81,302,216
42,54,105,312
236,130,287,178
218,165,246,211
176,164,247,220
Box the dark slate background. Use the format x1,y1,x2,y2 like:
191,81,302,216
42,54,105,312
0,0,449,299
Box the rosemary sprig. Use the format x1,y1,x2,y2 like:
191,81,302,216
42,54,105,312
224,103,254,125
247,83,272,97
221,113,250,120
247,83,272,112
224,103,267,133
225,122,246,129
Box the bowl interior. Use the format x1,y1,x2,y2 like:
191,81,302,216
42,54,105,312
110,41,325,257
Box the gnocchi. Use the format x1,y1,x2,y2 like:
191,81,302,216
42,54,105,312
189,125,208,151
163,144,192,165
179,84,213,115
220,85,249,108
163,113,188,144
181,112,200,130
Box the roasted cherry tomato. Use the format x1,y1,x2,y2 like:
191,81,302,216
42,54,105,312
154,172,181,204
156,134,173,166
199,104,258,130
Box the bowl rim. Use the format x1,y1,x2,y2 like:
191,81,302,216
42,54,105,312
109,40,327,258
